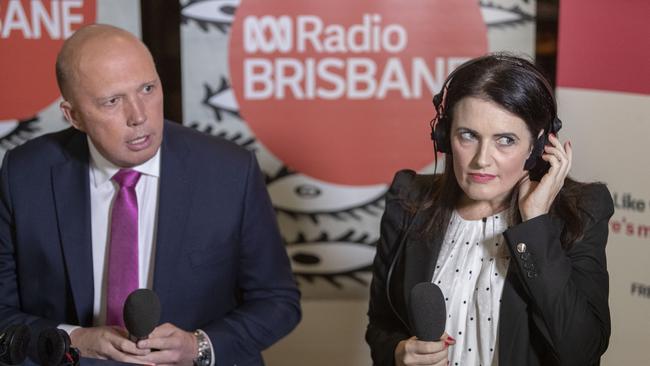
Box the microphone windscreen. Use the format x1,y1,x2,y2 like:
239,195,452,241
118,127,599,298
123,289,161,339
408,282,446,341
1,324,30,365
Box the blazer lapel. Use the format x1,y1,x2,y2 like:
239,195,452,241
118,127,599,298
51,132,94,326
152,123,191,308
400,211,444,326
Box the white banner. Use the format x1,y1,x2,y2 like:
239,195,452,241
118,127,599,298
556,0,650,364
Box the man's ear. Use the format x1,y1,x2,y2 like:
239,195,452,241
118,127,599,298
60,100,85,132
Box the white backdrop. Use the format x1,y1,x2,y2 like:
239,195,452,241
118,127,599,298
179,0,536,364
556,1,650,364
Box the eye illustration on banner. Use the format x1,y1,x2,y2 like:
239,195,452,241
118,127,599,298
202,78,241,121
182,0,535,296
187,121,256,150
287,230,376,288
267,171,387,224
181,0,239,33
0,117,41,152
480,1,534,28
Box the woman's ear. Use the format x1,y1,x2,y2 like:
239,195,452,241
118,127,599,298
529,129,545,153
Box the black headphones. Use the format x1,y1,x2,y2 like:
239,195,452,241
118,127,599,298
430,54,562,181
37,328,80,366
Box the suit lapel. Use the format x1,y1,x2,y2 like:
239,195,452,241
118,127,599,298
52,132,94,326
152,123,191,308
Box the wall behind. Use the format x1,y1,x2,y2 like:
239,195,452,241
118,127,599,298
178,0,535,364
556,1,650,364
0,0,140,160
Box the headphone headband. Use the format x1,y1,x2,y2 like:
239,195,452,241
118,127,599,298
431,54,562,154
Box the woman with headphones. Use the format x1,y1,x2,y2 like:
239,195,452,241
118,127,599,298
366,53,613,366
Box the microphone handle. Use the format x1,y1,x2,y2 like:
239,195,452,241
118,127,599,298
128,334,146,343
129,334,159,352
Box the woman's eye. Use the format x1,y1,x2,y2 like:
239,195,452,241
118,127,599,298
496,136,515,146
459,131,475,141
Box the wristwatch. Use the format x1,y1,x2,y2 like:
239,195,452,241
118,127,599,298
193,330,211,366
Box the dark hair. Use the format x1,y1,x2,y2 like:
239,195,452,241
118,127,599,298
415,53,588,248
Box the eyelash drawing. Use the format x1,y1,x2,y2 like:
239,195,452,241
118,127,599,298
0,116,41,152
181,0,240,34
266,170,387,224
287,230,377,288
187,120,257,150
202,78,241,122
480,1,535,29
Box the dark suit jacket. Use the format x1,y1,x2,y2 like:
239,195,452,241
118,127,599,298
0,121,301,365
366,170,613,366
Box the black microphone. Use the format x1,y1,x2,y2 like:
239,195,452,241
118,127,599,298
123,289,161,342
36,328,80,366
408,282,447,341
0,324,30,365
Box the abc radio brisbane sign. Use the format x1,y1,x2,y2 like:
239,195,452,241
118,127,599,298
230,0,487,185
241,13,411,100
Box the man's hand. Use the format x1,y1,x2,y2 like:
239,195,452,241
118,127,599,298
136,323,198,366
70,326,151,364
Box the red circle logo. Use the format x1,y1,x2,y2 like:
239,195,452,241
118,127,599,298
0,0,96,120
229,0,487,185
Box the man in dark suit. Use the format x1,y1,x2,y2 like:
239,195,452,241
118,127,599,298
0,24,300,365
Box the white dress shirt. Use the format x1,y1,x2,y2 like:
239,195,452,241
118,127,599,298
61,138,214,365
87,138,161,326
431,209,511,366
59,138,160,331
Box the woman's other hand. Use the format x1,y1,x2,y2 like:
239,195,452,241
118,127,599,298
394,333,456,366
518,134,573,221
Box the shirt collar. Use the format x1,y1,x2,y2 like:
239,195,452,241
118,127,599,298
87,136,161,187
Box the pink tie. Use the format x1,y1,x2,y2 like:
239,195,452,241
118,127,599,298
106,169,141,326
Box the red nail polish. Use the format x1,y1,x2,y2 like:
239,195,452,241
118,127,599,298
448,336,455,342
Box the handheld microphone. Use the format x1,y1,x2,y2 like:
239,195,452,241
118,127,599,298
37,328,80,366
123,289,161,342
0,324,30,365
408,282,447,341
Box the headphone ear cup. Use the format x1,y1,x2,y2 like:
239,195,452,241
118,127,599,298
8,324,30,365
37,328,70,366
552,116,562,134
432,93,443,109
432,117,450,153
524,134,546,171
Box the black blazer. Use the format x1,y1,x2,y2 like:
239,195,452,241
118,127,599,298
366,170,613,366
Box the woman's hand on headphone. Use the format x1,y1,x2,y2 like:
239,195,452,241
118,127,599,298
518,134,573,221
